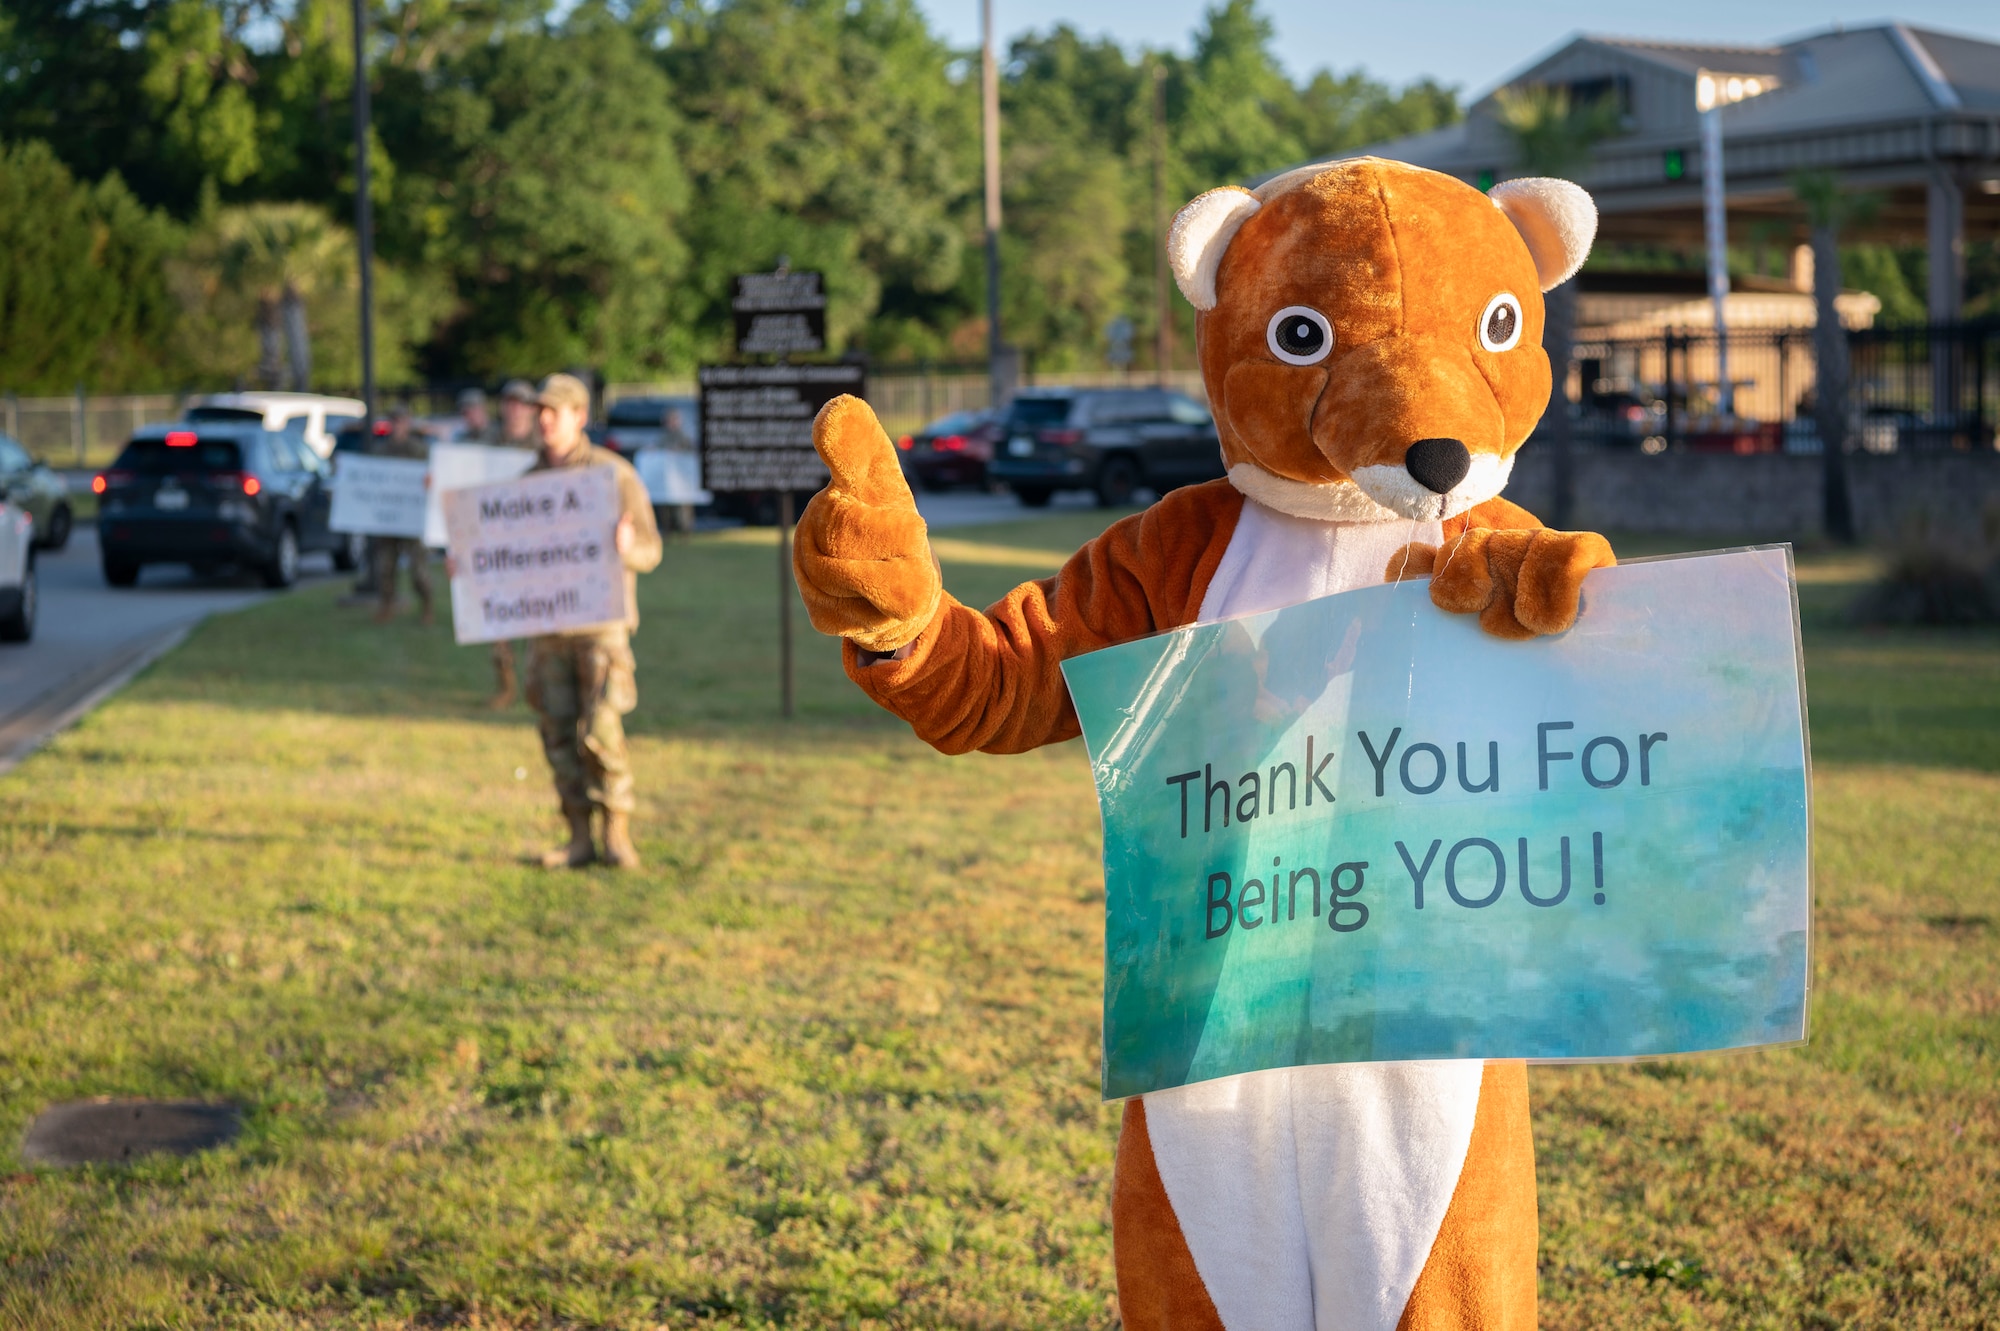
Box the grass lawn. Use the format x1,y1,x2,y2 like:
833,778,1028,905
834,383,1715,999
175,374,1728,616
1,511,1996,1328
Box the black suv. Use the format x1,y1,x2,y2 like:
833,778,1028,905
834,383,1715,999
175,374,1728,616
95,422,351,587
988,388,1222,507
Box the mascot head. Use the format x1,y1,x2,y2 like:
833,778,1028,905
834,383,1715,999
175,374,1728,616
1170,157,1596,523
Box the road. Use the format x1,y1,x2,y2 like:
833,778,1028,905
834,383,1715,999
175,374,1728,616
0,526,343,771
914,486,1122,529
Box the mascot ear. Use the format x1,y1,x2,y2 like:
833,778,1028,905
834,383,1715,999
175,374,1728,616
1490,178,1596,291
1168,187,1262,311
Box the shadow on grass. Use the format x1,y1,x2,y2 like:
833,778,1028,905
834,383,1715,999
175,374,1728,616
118,516,2000,773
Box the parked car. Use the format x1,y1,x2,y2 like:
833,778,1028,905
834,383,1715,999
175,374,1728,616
0,432,73,550
184,392,368,460
602,396,701,460
1577,391,1667,449
897,408,999,490
988,387,1222,507
93,421,352,588
0,499,34,642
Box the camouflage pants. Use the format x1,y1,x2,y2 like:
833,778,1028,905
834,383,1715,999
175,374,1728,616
525,631,637,815
374,537,432,608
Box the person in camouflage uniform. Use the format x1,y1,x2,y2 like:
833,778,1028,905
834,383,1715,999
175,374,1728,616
373,405,433,624
523,374,662,869
485,379,542,708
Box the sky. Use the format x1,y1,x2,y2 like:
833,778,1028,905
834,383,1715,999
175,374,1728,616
919,1,2000,93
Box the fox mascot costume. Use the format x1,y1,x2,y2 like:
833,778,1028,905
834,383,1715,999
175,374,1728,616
794,157,1614,1330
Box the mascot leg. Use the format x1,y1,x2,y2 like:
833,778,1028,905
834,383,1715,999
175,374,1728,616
1112,1062,1536,1331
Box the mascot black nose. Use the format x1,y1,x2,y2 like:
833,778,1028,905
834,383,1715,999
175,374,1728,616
1404,437,1471,495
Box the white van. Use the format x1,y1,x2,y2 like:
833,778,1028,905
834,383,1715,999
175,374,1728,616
185,393,368,460
0,499,34,642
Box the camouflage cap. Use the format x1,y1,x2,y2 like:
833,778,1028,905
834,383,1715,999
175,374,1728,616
500,378,537,404
457,387,488,410
535,373,591,413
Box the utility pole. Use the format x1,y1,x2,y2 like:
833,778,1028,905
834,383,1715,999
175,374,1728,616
1695,70,1775,421
1152,61,1171,387
981,0,1006,408
351,0,377,434
1699,102,1731,420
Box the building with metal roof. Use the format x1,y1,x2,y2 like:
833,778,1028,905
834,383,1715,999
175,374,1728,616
1281,22,2000,323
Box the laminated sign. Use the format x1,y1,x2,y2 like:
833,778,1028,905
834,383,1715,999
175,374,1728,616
443,467,627,645
1061,548,1812,1100
330,454,428,538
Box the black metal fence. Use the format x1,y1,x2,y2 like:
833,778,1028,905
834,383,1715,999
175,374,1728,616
1563,322,2000,455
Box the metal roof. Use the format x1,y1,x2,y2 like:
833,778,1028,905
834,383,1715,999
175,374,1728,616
1266,22,2000,246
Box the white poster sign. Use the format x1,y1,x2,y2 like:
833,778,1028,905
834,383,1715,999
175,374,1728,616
424,442,536,547
330,455,429,538
443,467,629,645
634,447,712,505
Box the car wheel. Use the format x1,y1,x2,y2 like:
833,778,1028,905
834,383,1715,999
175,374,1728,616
36,504,71,552
103,554,140,587
1014,486,1054,509
263,524,300,588
0,558,34,642
331,530,364,572
1095,455,1142,508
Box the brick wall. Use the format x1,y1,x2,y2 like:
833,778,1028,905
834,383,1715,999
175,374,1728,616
1502,450,2000,542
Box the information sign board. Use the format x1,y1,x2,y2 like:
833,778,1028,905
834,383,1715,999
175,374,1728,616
329,454,428,539
698,363,865,493
442,467,627,645
1061,548,1812,1100
731,270,827,356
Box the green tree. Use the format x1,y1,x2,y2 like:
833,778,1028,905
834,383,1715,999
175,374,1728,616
374,10,689,377
0,140,185,392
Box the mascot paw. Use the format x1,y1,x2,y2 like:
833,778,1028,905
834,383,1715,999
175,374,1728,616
1430,528,1615,639
793,395,943,654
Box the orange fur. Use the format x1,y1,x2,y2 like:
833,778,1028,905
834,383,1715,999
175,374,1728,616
1113,1100,1227,1330
1203,161,1551,483
1394,1062,1540,1331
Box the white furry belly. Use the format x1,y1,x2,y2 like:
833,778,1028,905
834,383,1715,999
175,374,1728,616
1141,498,1478,1331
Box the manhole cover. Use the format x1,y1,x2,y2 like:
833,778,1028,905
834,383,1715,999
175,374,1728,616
20,1100,241,1167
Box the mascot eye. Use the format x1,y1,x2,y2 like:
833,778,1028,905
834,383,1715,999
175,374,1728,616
1266,306,1334,366
1478,293,1523,353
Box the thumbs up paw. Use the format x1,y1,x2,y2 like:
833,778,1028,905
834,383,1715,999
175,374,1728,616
793,395,943,654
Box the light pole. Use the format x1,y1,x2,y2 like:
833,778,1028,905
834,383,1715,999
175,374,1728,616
980,0,1006,408
1695,70,1775,421
351,0,376,433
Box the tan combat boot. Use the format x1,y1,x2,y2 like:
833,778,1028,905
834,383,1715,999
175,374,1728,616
488,653,518,710
540,809,595,869
601,810,642,869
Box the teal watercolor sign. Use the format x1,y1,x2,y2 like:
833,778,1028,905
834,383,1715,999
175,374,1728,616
1061,548,1812,1101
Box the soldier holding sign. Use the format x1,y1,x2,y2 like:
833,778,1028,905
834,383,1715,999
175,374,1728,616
523,373,662,870
373,406,434,625
487,379,543,708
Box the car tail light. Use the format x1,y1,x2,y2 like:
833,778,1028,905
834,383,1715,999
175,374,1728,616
897,434,915,451
91,474,108,494
374,421,392,436
1624,405,1647,422
165,430,197,448
1039,428,1084,446
934,434,966,453
208,472,261,495
242,475,261,496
